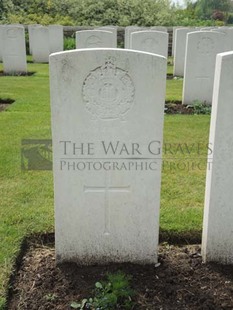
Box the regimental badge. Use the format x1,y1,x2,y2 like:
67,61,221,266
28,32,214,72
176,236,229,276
82,57,135,120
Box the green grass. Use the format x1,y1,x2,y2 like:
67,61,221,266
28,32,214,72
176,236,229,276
0,60,210,309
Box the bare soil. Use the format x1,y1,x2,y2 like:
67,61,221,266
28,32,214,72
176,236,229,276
7,237,233,310
165,101,194,115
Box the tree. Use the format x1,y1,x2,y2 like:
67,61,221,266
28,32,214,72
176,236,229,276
195,0,231,20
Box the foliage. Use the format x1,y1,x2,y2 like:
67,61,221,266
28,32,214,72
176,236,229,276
44,293,57,301
2,0,176,26
188,100,212,115
6,13,75,25
212,10,225,21
227,13,233,24
174,9,215,26
64,36,75,50
64,0,176,27
2,0,233,26
70,272,134,309
0,0,13,20
195,0,231,21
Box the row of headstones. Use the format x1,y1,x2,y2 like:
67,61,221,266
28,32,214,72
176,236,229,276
0,24,63,73
173,27,233,105
0,24,169,73
75,26,168,58
50,47,233,266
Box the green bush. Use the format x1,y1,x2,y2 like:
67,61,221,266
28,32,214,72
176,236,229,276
2,0,233,27
6,13,75,25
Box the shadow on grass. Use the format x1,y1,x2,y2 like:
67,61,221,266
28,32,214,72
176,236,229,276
0,98,15,112
0,71,36,77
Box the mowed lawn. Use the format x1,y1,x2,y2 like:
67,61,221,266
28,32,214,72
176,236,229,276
0,60,210,308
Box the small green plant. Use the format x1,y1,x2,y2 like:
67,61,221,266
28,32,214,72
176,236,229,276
70,271,134,310
189,100,212,115
64,37,76,50
44,293,57,301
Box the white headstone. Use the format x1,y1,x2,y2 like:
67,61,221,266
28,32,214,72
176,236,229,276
76,30,116,49
200,27,216,31
130,31,168,58
202,51,233,264
182,31,225,105
32,26,50,63
124,26,146,49
150,26,167,32
49,25,64,53
0,25,5,61
173,27,199,77
98,26,118,46
211,27,233,52
28,24,41,55
172,26,182,57
2,25,27,74
50,48,167,264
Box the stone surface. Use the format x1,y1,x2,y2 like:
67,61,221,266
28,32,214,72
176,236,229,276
172,26,182,57
0,25,5,61
98,26,118,46
130,30,168,57
50,48,167,264
150,26,167,32
202,51,233,264
31,26,50,63
173,27,199,77
28,24,41,55
182,31,225,105
2,25,27,73
49,25,64,53
124,26,145,49
211,27,233,52
76,30,116,48
200,27,216,31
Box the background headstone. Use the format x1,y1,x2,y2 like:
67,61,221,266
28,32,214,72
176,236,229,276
98,26,118,46
182,31,225,105
2,25,27,73
200,27,216,31
211,27,233,52
124,26,145,49
76,30,116,48
50,48,167,264
49,25,64,53
172,26,182,57
150,26,167,32
202,51,233,264
173,27,199,77
31,26,50,63
0,25,5,61
28,24,41,55
130,30,168,58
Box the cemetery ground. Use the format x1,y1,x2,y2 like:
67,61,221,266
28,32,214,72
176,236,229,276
0,58,233,309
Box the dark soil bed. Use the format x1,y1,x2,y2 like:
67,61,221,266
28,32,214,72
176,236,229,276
7,239,233,310
0,71,35,77
0,98,15,112
165,101,195,114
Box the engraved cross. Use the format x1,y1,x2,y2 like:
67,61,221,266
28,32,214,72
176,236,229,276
84,182,130,235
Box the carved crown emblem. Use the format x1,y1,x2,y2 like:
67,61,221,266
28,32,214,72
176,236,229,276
82,57,135,120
